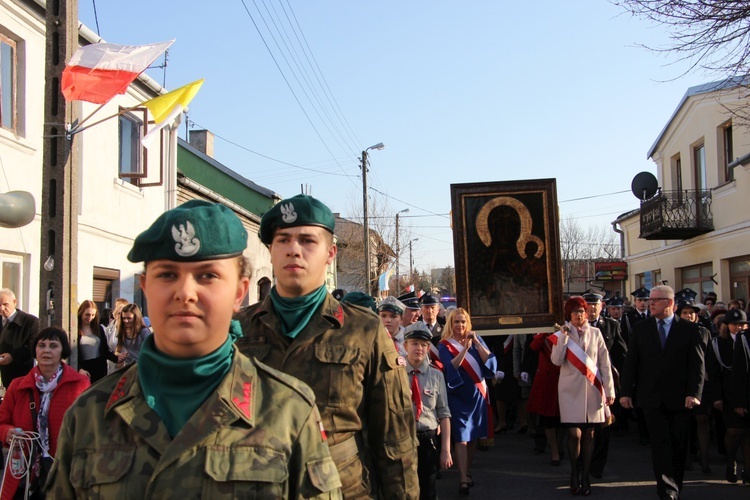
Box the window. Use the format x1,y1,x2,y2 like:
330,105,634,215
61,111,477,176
0,34,17,132
680,263,713,301
693,143,706,191
118,108,147,185
670,154,682,204
0,253,24,309
720,121,734,182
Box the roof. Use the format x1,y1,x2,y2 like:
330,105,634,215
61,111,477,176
647,75,750,159
177,138,280,200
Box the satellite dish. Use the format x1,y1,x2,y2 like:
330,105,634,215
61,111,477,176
631,172,658,201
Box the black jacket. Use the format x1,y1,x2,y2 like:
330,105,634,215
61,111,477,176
0,309,39,387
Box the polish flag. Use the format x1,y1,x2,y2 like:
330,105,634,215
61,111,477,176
62,40,174,104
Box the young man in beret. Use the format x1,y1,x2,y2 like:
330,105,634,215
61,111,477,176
47,200,341,498
403,321,452,500
235,194,419,499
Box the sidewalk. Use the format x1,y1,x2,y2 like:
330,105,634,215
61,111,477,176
434,425,749,499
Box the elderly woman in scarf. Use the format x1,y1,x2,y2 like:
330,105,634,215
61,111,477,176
0,327,90,499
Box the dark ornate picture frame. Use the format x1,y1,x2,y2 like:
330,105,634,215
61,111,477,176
450,179,564,334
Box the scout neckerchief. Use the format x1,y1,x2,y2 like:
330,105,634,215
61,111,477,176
548,322,610,419
441,336,494,438
138,320,242,438
270,284,328,339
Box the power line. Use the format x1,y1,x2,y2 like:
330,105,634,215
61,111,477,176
238,0,358,187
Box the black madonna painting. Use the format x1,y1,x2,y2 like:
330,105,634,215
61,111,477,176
450,179,564,332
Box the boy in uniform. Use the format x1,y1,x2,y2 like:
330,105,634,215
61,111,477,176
403,321,452,499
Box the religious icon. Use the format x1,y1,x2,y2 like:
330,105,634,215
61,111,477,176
451,179,564,333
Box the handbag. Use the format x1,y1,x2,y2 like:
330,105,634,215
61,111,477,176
27,395,53,500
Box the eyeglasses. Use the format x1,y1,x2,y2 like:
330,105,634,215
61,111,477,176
648,298,670,303
571,309,586,314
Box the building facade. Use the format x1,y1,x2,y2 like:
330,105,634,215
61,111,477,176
616,77,750,304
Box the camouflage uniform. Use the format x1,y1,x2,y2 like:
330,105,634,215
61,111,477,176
46,349,342,499
236,293,420,499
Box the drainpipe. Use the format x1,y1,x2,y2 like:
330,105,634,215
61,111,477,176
612,221,626,296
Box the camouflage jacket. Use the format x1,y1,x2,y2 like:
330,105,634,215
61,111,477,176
235,293,419,499
46,348,342,499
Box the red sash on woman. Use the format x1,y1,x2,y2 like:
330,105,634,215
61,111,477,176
441,337,494,439
548,326,610,418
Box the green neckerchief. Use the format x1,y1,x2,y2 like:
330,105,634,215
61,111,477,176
270,284,328,339
138,319,242,438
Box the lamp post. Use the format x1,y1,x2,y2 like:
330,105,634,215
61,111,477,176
409,238,419,288
394,208,409,293
361,142,384,294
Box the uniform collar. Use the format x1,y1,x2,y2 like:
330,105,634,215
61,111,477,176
253,292,345,330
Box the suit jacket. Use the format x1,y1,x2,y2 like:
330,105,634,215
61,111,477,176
427,322,444,346
620,315,704,411
0,309,39,387
590,316,628,374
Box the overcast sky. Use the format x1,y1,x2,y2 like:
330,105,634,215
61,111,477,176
78,1,719,271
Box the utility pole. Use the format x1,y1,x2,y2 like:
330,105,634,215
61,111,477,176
361,142,384,295
394,208,408,294
361,150,370,295
409,238,418,288
40,1,79,351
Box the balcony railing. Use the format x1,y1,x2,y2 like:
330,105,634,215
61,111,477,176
639,189,713,240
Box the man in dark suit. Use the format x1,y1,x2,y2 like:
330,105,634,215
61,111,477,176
419,293,444,346
0,288,40,387
584,292,627,479
620,285,704,500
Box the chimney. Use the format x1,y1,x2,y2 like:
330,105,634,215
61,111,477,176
189,129,215,157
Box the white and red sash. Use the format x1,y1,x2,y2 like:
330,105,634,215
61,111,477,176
428,344,444,371
549,326,610,418
441,336,494,438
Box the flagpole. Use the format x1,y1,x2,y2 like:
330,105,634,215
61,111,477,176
71,102,107,130
68,104,141,136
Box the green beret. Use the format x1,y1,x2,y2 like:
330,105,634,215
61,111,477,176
127,200,247,263
259,194,335,245
341,292,377,313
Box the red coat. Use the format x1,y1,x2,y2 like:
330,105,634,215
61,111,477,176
526,332,560,417
0,363,90,500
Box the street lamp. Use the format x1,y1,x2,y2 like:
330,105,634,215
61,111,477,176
361,142,384,294
409,238,419,287
394,208,409,293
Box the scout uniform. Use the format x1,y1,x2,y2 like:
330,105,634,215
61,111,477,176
403,322,451,500
235,194,419,499
47,200,341,499
378,296,408,356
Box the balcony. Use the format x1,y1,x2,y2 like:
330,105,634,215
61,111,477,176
639,189,713,240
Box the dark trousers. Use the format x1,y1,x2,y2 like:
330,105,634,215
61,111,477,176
643,406,690,499
590,423,611,476
417,430,438,500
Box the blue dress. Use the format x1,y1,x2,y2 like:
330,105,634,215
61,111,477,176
439,336,497,442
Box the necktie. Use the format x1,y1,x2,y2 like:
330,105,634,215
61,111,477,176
658,319,667,349
410,370,422,421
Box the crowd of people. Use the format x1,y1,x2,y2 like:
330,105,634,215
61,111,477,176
0,193,748,499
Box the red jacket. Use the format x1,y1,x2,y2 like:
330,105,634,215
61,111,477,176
526,332,561,418
0,363,90,500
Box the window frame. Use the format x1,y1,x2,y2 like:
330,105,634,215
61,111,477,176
118,107,149,182
693,142,706,191
0,33,18,133
0,253,25,310
720,120,734,182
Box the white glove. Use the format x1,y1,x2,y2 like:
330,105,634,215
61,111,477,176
520,372,530,384
494,370,505,381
